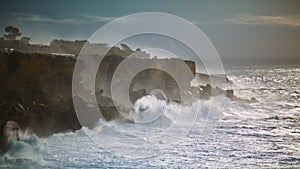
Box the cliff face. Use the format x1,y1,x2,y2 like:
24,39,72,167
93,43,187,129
0,52,75,100
0,52,77,136
96,57,196,98
0,52,197,136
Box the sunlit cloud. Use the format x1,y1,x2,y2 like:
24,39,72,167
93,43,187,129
12,13,118,24
82,14,118,22
13,13,81,23
225,14,300,27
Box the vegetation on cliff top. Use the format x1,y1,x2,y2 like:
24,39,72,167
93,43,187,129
0,25,150,58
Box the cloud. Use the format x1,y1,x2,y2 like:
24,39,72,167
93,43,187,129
12,13,118,24
225,14,300,27
13,13,81,24
82,14,118,22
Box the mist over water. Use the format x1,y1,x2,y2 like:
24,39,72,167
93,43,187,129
1,66,299,168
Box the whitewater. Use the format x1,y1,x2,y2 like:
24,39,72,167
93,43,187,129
0,66,299,168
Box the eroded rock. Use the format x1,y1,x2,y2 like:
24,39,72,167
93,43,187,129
0,120,20,152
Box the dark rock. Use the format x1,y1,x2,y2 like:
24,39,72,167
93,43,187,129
0,120,21,152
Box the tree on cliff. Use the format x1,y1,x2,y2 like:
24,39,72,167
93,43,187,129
3,26,22,40
121,43,133,53
20,37,31,44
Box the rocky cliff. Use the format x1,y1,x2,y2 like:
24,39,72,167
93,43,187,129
0,52,77,136
0,52,198,136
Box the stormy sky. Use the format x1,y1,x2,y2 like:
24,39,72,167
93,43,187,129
1,0,300,65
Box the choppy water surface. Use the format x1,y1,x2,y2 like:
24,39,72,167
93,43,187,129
1,66,300,168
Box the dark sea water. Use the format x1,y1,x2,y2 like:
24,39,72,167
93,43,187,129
1,66,299,168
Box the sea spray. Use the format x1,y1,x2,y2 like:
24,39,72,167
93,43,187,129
0,134,47,168
83,95,225,158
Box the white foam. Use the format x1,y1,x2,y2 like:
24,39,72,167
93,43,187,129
0,134,47,167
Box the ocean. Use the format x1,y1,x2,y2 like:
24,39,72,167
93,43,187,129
1,66,299,168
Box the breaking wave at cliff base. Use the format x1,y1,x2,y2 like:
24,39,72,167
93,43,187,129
0,134,47,168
